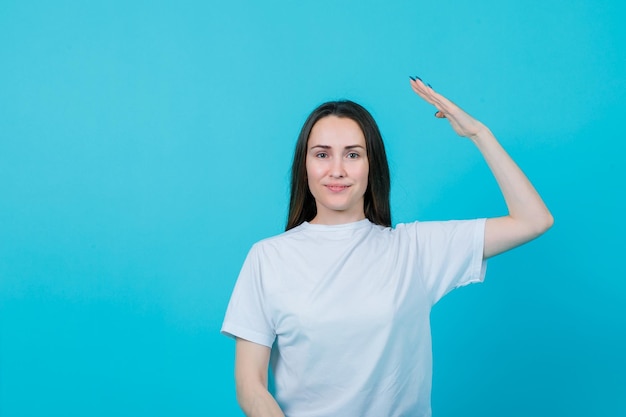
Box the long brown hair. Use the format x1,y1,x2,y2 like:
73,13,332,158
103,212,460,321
286,100,391,230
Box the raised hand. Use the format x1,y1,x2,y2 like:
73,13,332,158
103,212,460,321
409,76,487,139
408,76,553,258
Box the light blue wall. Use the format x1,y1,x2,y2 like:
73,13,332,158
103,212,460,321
1,1,624,416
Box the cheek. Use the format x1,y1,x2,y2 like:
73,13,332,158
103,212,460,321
305,159,322,180
359,163,370,184
305,160,317,190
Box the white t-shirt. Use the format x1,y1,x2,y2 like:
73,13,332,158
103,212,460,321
221,218,487,417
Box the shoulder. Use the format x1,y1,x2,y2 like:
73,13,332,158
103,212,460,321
247,224,308,254
392,218,486,239
394,218,485,229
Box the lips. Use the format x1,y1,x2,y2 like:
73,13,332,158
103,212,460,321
325,184,350,192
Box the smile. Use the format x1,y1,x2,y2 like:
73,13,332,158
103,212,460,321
325,185,350,192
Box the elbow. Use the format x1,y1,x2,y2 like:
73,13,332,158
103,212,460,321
235,380,254,413
236,380,269,416
532,211,554,237
235,384,254,415
545,212,555,230
516,210,554,240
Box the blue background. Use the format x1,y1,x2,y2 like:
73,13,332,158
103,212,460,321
1,1,624,416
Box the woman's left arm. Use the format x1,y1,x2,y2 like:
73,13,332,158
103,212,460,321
409,77,554,259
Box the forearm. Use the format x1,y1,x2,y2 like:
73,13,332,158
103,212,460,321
470,126,554,257
237,384,285,417
471,127,552,226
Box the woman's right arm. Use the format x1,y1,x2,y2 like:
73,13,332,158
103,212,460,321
235,338,285,417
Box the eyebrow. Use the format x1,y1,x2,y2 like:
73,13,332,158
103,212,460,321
309,144,366,150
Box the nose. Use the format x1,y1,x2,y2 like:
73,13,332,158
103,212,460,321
329,158,346,178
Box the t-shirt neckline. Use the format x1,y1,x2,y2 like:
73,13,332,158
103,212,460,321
301,218,372,232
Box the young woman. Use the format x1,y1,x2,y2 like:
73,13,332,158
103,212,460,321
221,78,553,417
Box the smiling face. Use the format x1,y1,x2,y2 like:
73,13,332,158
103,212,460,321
306,115,369,225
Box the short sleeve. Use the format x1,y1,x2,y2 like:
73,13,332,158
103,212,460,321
411,219,487,305
221,244,276,348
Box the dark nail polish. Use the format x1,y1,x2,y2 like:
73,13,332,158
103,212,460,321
427,83,432,88
409,76,416,81
414,76,422,81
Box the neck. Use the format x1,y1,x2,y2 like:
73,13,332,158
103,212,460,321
310,211,366,225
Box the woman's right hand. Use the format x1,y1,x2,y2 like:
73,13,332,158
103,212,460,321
409,76,488,141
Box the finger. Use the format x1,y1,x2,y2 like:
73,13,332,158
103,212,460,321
410,80,439,106
426,90,457,110
409,77,464,118
409,78,452,108
430,95,466,119
409,77,433,94
413,87,446,114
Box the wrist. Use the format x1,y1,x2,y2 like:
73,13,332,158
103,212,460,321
468,125,493,145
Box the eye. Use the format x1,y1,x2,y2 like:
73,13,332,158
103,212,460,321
347,152,360,159
315,152,328,159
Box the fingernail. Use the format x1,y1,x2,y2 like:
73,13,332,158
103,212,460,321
427,83,433,88
414,76,422,81
409,76,416,81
